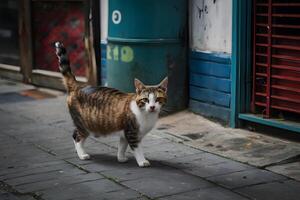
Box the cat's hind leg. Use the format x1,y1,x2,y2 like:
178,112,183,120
117,133,128,163
73,129,90,160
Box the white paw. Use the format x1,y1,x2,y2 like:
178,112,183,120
138,160,151,167
117,156,129,163
78,154,91,160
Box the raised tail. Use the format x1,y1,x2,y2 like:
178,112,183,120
55,42,77,92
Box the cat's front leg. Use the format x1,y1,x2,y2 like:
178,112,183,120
133,145,150,167
124,128,150,167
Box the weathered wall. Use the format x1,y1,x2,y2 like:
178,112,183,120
100,0,108,43
189,0,232,123
190,0,232,53
100,0,108,85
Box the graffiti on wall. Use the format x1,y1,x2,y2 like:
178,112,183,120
190,0,232,53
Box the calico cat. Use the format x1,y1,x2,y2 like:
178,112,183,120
55,42,168,167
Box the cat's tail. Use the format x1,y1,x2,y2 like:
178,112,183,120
55,42,77,93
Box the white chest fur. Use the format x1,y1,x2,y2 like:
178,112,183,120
130,101,159,137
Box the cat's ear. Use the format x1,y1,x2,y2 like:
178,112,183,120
159,77,168,92
134,78,145,93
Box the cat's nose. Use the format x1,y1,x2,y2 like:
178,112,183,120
150,106,155,111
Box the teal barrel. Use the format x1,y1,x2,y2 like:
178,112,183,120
107,0,187,113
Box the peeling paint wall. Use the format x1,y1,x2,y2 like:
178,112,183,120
190,0,232,53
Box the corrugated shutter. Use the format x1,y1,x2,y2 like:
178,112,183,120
252,0,300,117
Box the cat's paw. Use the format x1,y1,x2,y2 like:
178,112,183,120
117,156,128,163
138,160,151,167
78,154,91,160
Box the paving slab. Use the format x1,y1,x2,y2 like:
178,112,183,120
5,166,85,186
1,163,83,181
267,161,300,181
15,173,104,193
158,111,300,167
122,169,214,198
0,192,36,200
159,186,250,200
182,161,253,178
102,189,143,200
36,179,124,199
235,180,300,200
207,168,287,189
162,152,252,177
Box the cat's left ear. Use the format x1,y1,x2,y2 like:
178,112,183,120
159,77,168,92
134,78,145,93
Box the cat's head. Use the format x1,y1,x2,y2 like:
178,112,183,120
134,77,168,113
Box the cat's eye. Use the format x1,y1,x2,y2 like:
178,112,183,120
156,97,165,103
142,98,149,103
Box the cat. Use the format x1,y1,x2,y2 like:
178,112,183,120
54,42,168,167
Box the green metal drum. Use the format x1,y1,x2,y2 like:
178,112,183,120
107,0,187,113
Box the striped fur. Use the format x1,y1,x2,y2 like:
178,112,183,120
55,42,168,167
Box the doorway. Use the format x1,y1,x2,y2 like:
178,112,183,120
232,0,300,133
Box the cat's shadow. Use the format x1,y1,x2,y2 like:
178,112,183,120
87,153,167,169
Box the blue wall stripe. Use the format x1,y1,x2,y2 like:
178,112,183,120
101,43,107,86
190,100,230,122
190,73,231,93
190,51,231,64
190,86,231,107
189,59,231,78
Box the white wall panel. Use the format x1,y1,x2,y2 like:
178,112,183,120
100,0,108,43
190,0,232,53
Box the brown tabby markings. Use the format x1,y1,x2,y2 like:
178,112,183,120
55,42,167,150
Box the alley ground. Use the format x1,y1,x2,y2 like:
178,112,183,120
0,77,300,200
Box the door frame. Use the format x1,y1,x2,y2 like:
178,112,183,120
231,0,300,133
230,0,253,127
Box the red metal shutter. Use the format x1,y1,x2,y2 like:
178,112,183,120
252,0,300,118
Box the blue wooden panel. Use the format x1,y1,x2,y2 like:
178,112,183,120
190,86,231,107
190,99,230,123
190,51,231,64
190,73,231,93
189,59,231,78
101,43,107,85
101,59,106,66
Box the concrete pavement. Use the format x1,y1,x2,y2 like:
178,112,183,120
0,77,300,200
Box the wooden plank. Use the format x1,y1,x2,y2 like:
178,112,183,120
19,0,33,83
190,86,231,107
189,59,231,78
189,100,230,123
189,73,231,93
190,51,231,64
31,69,87,91
239,113,300,133
100,43,107,85
0,64,23,81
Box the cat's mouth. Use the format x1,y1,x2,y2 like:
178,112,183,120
148,108,158,113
